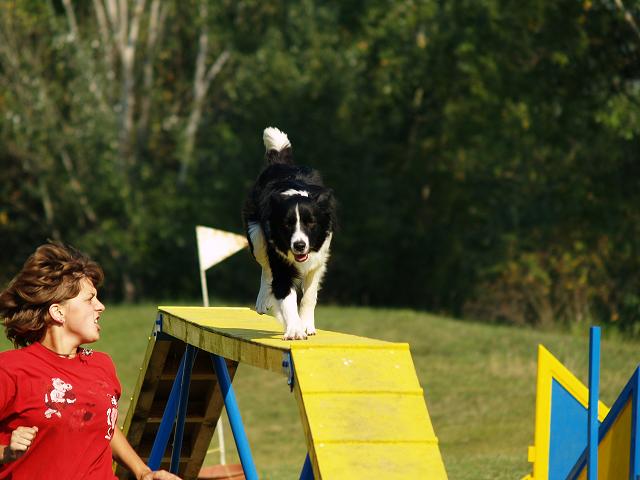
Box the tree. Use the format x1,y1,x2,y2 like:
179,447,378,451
0,0,232,300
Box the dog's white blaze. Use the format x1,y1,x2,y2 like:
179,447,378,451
291,205,309,253
263,127,291,152
281,189,309,197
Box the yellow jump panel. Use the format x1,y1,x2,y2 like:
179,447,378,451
574,398,633,480
147,307,447,479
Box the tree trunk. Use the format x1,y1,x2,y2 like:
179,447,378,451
177,1,230,184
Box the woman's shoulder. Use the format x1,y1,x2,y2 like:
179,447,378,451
0,343,36,361
0,347,20,358
0,344,36,374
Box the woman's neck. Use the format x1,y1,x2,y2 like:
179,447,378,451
39,331,79,358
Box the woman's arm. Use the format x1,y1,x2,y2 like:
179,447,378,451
111,428,181,480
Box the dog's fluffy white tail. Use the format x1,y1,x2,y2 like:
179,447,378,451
263,127,291,152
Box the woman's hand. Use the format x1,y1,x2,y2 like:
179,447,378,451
138,469,182,480
111,428,183,480
2,426,38,462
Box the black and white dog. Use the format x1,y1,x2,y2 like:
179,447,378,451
243,127,336,340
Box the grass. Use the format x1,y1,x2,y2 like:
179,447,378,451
1,303,639,479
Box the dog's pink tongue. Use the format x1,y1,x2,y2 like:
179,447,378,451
294,254,309,262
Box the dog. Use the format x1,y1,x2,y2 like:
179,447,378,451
243,127,336,340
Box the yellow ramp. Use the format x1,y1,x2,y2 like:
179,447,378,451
138,307,447,479
292,344,446,479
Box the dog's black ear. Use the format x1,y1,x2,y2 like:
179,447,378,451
316,188,335,208
257,193,276,239
315,188,337,230
268,191,286,210
261,193,286,239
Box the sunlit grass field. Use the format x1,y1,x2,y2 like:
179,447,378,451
1,303,638,479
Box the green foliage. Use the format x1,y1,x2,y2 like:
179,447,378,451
0,0,639,329
465,240,616,327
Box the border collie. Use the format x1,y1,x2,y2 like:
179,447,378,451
243,127,336,340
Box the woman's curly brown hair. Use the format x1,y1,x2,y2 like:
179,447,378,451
0,242,104,347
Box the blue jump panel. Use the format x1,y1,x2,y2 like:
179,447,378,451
549,379,592,480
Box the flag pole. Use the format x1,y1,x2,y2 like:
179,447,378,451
200,267,210,308
196,225,248,466
197,237,226,465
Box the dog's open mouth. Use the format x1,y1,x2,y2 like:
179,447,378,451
294,253,309,262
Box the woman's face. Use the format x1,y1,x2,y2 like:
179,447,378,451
60,277,105,344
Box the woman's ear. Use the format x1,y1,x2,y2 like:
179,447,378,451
48,303,65,325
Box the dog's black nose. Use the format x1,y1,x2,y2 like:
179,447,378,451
293,241,307,252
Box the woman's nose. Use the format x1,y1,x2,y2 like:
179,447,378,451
95,299,105,312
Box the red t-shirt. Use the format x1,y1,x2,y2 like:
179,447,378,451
0,342,121,479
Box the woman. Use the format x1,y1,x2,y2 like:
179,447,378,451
0,243,181,480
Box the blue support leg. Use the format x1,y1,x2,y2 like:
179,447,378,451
148,349,187,470
588,326,601,480
299,453,314,480
170,344,197,473
211,354,259,480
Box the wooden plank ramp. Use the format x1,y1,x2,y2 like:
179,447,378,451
118,307,448,479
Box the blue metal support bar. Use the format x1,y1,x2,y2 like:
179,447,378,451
587,326,601,480
170,344,197,473
211,354,259,480
148,350,187,469
299,453,314,480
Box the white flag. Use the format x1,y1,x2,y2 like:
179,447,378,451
196,225,248,271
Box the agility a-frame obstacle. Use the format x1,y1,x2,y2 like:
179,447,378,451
117,307,448,479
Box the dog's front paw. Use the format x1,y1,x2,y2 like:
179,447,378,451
255,292,273,315
301,311,316,336
283,326,307,341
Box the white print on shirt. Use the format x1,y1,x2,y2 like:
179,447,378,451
105,394,118,440
44,378,76,419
